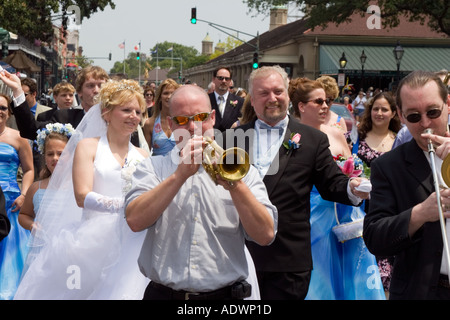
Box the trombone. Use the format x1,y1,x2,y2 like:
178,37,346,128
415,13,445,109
427,128,450,280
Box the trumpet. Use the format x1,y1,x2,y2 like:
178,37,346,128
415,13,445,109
202,136,250,184
426,128,450,279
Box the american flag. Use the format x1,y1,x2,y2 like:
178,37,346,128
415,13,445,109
118,41,125,49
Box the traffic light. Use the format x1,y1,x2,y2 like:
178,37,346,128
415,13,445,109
252,51,259,69
108,52,112,61
191,8,197,24
136,52,140,60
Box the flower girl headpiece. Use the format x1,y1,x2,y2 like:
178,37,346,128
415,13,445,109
35,123,75,154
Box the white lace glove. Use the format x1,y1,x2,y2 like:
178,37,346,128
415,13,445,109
83,191,124,213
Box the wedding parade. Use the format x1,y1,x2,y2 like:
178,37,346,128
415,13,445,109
0,0,449,308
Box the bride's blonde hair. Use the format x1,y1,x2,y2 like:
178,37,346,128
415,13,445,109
97,79,147,125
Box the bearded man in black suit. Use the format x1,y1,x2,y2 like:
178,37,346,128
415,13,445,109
230,65,369,300
208,66,244,132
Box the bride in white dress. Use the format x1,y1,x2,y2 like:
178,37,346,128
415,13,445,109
14,80,150,300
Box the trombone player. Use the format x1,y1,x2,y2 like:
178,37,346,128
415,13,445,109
364,70,450,299
124,84,278,300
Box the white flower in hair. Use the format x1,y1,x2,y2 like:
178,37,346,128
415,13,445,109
35,123,75,154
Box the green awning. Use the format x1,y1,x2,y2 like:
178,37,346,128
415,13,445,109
320,44,450,75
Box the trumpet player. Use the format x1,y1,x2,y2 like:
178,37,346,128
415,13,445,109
364,70,450,299
124,84,278,300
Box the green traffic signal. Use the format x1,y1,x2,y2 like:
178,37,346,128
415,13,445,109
191,8,197,24
136,52,140,60
252,52,259,69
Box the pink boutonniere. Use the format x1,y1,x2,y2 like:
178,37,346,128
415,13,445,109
230,100,238,107
283,132,301,155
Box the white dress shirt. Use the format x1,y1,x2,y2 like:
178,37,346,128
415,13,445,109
124,147,278,292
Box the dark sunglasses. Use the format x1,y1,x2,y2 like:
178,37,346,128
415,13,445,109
306,98,332,106
216,76,231,81
0,106,8,112
171,112,211,126
403,105,444,123
144,93,153,97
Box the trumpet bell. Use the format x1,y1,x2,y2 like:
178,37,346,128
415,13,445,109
202,137,250,183
442,155,450,187
218,147,250,182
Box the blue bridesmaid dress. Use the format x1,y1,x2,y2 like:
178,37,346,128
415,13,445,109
306,186,385,300
0,143,30,300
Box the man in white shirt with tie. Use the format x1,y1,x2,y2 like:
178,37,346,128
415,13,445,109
208,66,244,132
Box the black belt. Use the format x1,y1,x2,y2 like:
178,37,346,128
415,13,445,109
149,280,251,300
439,274,450,289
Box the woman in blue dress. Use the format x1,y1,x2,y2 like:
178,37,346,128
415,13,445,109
0,94,34,300
288,78,385,300
143,79,179,155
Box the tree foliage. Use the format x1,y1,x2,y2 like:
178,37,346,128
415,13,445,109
244,0,450,36
109,38,248,80
0,0,115,42
148,41,201,70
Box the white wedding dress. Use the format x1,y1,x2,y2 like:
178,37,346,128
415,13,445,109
14,134,149,300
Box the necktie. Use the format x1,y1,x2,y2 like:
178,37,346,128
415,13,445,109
218,96,225,117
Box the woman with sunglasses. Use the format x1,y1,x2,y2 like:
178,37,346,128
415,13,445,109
291,78,350,157
289,77,385,300
143,86,155,117
143,79,180,156
0,94,34,299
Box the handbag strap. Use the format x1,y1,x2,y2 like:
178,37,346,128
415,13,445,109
352,134,360,155
334,202,340,225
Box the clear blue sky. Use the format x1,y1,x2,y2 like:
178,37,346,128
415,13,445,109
77,0,280,72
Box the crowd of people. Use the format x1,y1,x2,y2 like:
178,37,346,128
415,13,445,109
0,63,448,301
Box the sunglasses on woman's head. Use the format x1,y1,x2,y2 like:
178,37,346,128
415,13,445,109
171,112,211,125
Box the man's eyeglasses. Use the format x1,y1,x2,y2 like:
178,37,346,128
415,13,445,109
216,76,231,81
305,98,332,106
403,104,444,123
0,106,8,112
171,112,211,125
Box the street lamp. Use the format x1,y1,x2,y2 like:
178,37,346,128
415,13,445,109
393,41,404,81
360,50,367,91
338,52,348,93
339,52,347,69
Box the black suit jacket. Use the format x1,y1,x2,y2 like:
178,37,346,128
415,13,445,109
364,139,443,299
232,117,353,272
209,92,244,132
36,107,58,122
13,101,84,140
